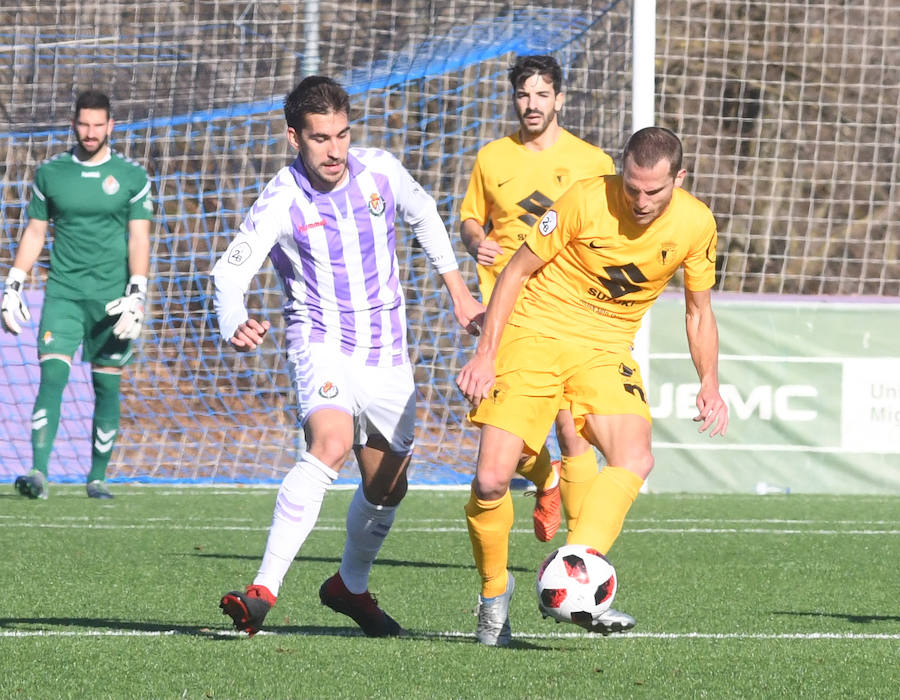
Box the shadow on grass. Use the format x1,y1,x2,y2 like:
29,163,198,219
0,616,548,647
772,610,900,623
189,552,535,575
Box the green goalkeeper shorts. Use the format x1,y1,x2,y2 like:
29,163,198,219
37,296,133,367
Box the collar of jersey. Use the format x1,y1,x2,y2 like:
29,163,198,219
70,147,112,167
290,150,362,198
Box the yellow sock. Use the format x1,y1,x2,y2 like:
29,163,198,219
559,450,600,532
515,444,556,491
464,486,514,598
567,466,644,555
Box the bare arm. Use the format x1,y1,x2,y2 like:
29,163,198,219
127,218,151,278
11,218,49,273
684,287,728,436
439,268,485,334
460,218,503,266
456,243,544,404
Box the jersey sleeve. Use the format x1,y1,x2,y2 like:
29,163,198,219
390,155,458,274
26,166,50,222
682,207,718,291
128,170,154,221
459,154,487,226
521,181,585,263
211,188,282,342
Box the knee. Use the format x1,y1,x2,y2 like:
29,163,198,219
307,434,352,470
365,472,407,507
629,452,655,479
473,467,512,501
556,425,585,455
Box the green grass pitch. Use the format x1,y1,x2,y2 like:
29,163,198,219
2,486,897,699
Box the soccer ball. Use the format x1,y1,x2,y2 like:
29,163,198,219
536,544,617,628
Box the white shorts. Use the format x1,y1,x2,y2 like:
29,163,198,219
287,343,416,454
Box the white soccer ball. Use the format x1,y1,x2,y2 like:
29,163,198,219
536,544,617,628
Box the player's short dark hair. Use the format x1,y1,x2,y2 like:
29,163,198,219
284,76,351,132
508,55,563,94
74,90,111,118
623,127,683,178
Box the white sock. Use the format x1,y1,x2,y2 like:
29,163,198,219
338,486,397,594
253,453,338,596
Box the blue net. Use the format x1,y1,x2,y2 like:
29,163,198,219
0,1,631,485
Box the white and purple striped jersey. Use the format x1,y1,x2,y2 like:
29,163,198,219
212,147,459,367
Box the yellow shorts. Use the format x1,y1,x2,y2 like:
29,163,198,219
469,324,651,454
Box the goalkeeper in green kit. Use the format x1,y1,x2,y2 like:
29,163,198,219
2,90,153,500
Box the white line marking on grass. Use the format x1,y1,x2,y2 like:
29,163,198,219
2,629,898,641
5,514,895,525
1,521,898,535
624,528,900,535
424,631,900,641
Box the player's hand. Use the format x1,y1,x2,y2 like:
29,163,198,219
456,353,496,405
105,275,147,340
476,239,503,267
1,267,31,335
693,385,729,437
230,318,270,351
454,297,485,337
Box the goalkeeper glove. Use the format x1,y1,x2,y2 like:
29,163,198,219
105,274,147,340
1,267,31,335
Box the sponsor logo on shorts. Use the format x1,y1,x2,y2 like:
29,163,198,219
102,175,120,195
227,242,251,265
538,210,557,236
42,331,53,345
490,381,508,404
618,362,634,377
318,381,339,399
368,192,386,216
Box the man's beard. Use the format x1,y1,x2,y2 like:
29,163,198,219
77,133,108,158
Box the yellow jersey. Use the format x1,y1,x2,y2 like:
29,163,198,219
460,129,615,299
511,174,717,351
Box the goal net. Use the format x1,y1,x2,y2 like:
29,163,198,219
0,0,632,484
655,1,897,296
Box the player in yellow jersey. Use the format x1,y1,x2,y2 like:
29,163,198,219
458,126,729,646
460,55,616,543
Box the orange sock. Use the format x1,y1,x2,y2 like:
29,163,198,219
559,449,600,532
464,486,514,598
567,466,643,555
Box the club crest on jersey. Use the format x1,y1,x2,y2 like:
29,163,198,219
367,192,386,216
318,381,339,399
659,242,678,265
102,175,120,195
538,210,558,236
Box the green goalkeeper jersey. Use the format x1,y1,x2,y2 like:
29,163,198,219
27,148,153,301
